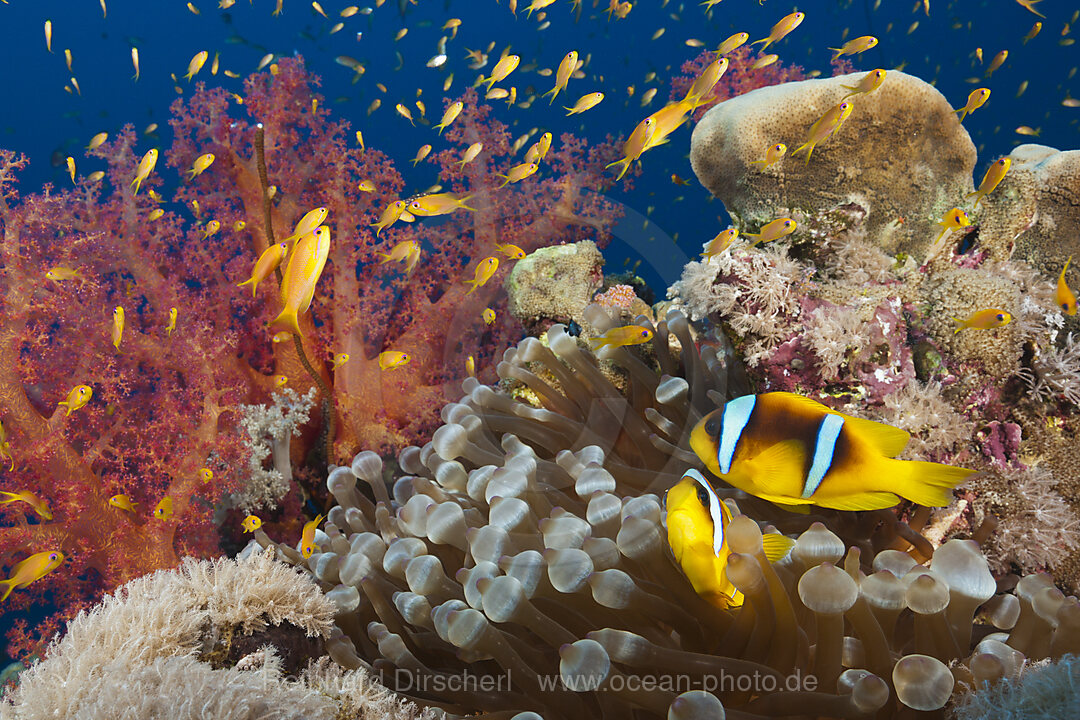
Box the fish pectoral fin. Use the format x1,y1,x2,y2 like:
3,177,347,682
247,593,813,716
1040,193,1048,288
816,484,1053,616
823,491,902,511
761,532,796,562
748,438,806,479
840,414,911,457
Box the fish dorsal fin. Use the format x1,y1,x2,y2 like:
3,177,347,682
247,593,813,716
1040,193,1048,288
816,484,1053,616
839,415,910,458
762,533,796,562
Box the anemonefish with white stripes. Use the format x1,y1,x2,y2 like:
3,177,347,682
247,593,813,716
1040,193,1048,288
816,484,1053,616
689,393,974,512
665,469,795,609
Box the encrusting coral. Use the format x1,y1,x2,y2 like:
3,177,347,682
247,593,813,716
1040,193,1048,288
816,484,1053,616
212,305,1075,719
0,546,432,720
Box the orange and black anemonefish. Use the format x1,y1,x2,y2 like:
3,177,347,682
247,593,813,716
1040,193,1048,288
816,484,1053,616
689,392,975,512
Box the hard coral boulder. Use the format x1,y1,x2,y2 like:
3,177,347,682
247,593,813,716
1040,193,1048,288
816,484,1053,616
975,144,1080,271
689,70,976,260
506,239,604,330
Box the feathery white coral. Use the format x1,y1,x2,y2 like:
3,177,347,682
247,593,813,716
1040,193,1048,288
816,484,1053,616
1019,332,1080,407
871,379,975,460
235,387,317,513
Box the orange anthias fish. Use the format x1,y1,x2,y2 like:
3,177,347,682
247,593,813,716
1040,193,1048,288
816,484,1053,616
300,513,325,558
953,308,1012,333
829,35,878,60
131,148,158,195
967,157,1011,208
495,242,526,260
407,193,475,216
379,351,411,371
751,11,806,52
237,242,289,297
1,551,65,601
465,257,500,295
434,101,464,134
690,392,975,512
750,143,787,169
590,325,654,351
701,229,739,259
372,201,408,236
377,240,422,273
953,88,990,121
665,469,794,609
543,50,578,104
682,57,728,109
0,490,51,520
840,69,887,100
791,101,853,163
108,494,138,512
565,91,604,116
284,207,329,245
269,227,331,337
1057,256,1077,315
58,385,93,415
0,419,13,471
747,218,797,247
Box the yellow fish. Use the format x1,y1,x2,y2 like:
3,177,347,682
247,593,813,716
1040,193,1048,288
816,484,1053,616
746,218,797,247
284,207,329,245
690,392,975,512
565,91,604,115
465,355,476,377
606,117,657,181
682,57,729,109
108,494,138,512
1,551,64,601
87,132,109,151
829,35,878,60
524,133,553,165
985,50,1008,77
187,152,215,179
953,87,990,121
717,31,750,55
112,306,125,350
376,240,421,271
358,180,376,193
1057,256,1077,315
751,11,806,52
1023,21,1042,43
199,468,213,483
330,352,351,370
1015,0,1045,17
495,242,526,260
407,193,475,216
0,490,51,520
750,143,787,169
45,20,52,53
66,156,76,184
372,200,408,236
953,308,1012,333
434,101,464,134
458,142,484,168
543,50,578,103
238,242,289,297
411,144,432,167
185,50,208,81
153,496,174,521
274,374,288,388
465,257,499,295
166,307,177,337
791,101,853,163
201,220,221,240
300,513,325,558
269,227,331,337
45,266,83,283
665,469,794,609
148,208,165,222
934,207,971,243
482,308,496,325
131,148,158,195
967,157,1010,208
242,514,262,533
378,351,411,371
497,162,538,188
751,54,779,70
58,385,92,415
524,0,556,19
701,229,739,259
590,325,653,351
840,69,887,100
483,54,520,90
0,419,13,471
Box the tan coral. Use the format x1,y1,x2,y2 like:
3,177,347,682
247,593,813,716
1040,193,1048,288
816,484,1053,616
506,239,604,328
689,70,976,260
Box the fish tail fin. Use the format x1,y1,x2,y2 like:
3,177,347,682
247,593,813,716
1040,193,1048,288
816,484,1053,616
464,279,478,295
605,158,631,180
542,86,557,102
889,457,974,508
829,48,843,61
564,106,575,115
458,195,476,211
0,580,14,602
236,278,258,297
435,123,446,135
269,308,302,338
955,108,968,121
951,318,964,334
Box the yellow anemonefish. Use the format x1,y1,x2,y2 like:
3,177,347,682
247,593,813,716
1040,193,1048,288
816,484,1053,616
690,392,975,512
237,243,288,297
1,551,64,601
840,69,887,100
953,309,1012,333
59,385,92,415
665,469,795,609
0,490,51,520
269,227,331,337
967,158,1010,208
747,218,797,247
750,143,787,169
465,257,499,295
242,514,262,533
589,325,653,351
1057,256,1077,315
379,350,411,371
300,513,325,558
702,229,739,259
953,88,990,121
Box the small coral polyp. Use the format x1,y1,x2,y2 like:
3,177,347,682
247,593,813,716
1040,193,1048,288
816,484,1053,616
247,306,1074,718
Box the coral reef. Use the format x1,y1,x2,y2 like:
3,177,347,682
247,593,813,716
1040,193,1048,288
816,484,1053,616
0,547,432,719
505,240,604,330
689,70,976,260
229,306,1078,719
234,388,318,514
953,654,1080,719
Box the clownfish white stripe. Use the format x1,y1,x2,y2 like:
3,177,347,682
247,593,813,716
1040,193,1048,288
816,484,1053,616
803,414,845,498
718,394,755,474
687,469,726,557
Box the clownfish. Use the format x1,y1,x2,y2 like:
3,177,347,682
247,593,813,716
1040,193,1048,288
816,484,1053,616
690,393,974,512
665,469,794,609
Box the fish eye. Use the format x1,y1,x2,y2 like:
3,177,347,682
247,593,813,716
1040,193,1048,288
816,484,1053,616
996,314,1005,321
695,484,709,506
704,418,720,436
641,330,649,337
